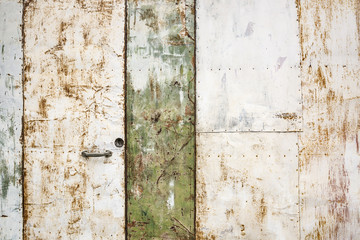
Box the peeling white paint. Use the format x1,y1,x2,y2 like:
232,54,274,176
195,0,301,238
299,1,360,238
0,0,358,239
0,0,23,239
196,0,301,132
196,133,299,239
167,179,175,210
23,0,126,239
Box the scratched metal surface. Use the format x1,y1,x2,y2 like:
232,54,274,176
196,133,299,239
0,0,359,239
126,0,195,238
299,0,360,239
0,0,23,239
196,0,302,132
195,0,302,238
23,0,126,239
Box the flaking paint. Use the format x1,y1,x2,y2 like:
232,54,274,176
126,0,195,238
196,0,301,238
196,0,302,133
196,133,299,239
0,0,360,239
299,0,360,238
0,0,23,239
23,0,126,238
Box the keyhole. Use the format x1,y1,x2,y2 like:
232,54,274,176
114,138,124,148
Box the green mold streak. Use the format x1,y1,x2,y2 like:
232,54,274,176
0,111,21,201
126,0,195,239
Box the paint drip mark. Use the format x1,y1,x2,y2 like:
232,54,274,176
276,57,287,71
167,179,175,210
244,22,255,37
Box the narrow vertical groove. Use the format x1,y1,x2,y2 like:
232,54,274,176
124,0,128,238
21,0,26,238
297,133,301,240
296,0,303,239
193,0,197,237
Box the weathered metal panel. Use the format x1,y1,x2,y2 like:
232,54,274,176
196,0,302,132
196,133,299,239
23,0,126,239
126,0,195,238
0,0,23,239
299,1,360,238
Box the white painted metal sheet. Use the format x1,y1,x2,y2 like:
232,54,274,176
23,0,125,238
0,0,23,239
196,0,302,132
196,133,299,239
300,0,360,67
300,66,360,239
299,1,360,237
0,0,358,239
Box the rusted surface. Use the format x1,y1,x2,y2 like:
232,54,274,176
0,0,23,239
23,0,126,238
195,0,301,238
126,0,195,238
299,0,360,239
0,0,358,239
196,0,302,132
196,133,299,239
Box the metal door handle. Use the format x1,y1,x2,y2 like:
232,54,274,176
81,150,112,158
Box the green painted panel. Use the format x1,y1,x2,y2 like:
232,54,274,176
126,0,195,238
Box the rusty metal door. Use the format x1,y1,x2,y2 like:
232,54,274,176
22,0,195,239
23,0,126,238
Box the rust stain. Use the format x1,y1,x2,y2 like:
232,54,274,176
38,98,48,118
275,112,299,121
299,0,360,239
315,66,327,89
24,0,125,238
219,154,228,182
304,217,327,240
225,209,234,220
299,65,346,169
17,0,360,239
197,133,298,238
257,196,268,224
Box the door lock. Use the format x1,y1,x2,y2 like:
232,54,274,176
114,138,124,148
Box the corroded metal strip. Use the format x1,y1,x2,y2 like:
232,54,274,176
196,0,302,132
299,0,360,238
126,0,195,238
23,0,126,239
196,133,299,239
0,0,23,239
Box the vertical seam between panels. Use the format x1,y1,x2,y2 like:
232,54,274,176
124,0,128,239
